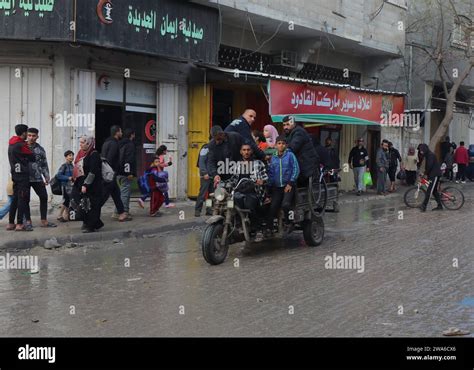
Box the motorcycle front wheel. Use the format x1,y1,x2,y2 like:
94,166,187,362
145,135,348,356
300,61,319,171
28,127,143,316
201,222,229,265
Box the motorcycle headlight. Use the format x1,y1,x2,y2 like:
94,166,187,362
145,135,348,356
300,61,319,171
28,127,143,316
214,187,227,202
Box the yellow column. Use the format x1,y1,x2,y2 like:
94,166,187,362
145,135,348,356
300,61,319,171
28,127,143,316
187,84,212,198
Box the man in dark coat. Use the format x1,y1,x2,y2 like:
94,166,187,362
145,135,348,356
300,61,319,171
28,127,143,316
208,126,245,185
224,109,265,161
118,128,137,215
282,115,319,186
100,125,129,221
418,143,443,212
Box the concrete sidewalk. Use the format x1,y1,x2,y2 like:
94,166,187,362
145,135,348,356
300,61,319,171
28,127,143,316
0,199,205,250
0,189,404,250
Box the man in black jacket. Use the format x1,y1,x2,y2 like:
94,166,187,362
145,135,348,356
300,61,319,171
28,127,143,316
8,124,34,231
224,109,265,161
283,115,319,186
208,126,245,186
348,138,370,195
388,142,402,192
418,143,443,212
100,125,129,221
118,128,136,215
195,138,213,217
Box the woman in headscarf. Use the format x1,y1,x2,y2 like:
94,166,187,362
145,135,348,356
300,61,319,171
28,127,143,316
72,135,104,233
263,124,279,158
404,146,418,185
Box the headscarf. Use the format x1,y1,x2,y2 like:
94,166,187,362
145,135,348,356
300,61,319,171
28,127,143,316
73,135,96,180
263,124,279,147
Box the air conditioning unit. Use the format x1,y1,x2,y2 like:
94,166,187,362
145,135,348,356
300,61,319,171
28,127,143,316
272,50,298,68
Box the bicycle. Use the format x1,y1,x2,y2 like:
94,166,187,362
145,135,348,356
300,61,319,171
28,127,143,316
308,165,333,216
403,176,465,210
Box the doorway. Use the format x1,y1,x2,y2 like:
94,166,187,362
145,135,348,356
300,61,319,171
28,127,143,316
212,88,234,129
95,103,123,153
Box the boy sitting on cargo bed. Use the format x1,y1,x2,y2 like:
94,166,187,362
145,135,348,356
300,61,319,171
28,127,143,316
265,135,300,231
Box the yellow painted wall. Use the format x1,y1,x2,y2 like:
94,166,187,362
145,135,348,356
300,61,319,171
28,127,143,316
339,124,357,191
187,84,211,198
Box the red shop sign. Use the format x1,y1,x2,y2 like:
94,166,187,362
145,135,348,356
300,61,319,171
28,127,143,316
269,80,404,125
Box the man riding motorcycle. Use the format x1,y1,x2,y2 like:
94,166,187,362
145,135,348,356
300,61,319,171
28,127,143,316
228,143,268,228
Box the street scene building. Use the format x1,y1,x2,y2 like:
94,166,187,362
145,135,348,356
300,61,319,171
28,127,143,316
0,0,473,359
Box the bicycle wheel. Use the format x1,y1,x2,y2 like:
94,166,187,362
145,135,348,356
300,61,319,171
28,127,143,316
440,187,464,210
404,186,426,208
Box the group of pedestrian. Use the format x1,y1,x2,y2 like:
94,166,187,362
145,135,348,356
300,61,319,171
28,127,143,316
441,136,473,183
5,121,177,233
6,124,57,232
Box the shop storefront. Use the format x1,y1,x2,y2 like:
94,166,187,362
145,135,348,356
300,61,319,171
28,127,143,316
187,68,405,195
0,0,219,201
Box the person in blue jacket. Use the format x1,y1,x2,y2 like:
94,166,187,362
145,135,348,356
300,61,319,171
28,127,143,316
56,150,74,222
265,135,300,230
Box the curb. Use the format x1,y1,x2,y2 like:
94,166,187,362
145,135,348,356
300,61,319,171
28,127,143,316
0,219,206,251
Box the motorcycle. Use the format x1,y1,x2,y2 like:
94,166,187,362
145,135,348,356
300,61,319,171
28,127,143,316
201,177,325,265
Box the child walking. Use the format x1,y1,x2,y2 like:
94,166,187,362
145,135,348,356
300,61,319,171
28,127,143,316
138,157,168,217
56,150,74,222
155,144,174,208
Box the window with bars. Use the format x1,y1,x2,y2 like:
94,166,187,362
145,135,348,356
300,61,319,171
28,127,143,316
451,16,471,49
218,45,361,86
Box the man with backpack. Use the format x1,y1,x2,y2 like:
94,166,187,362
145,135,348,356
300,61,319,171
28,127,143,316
101,125,130,222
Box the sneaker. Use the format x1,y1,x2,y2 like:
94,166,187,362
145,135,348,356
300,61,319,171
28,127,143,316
461,181,466,184
165,203,175,208
118,213,132,222
455,180,460,184
138,199,145,209
432,205,443,211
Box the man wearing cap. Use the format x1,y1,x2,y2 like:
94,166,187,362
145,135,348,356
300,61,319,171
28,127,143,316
225,109,265,161
207,125,245,186
348,138,370,195
282,115,319,186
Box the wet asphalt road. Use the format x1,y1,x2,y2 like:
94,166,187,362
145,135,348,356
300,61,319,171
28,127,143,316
0,186,473,337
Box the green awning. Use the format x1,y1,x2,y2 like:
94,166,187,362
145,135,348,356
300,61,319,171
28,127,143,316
271,114,380,126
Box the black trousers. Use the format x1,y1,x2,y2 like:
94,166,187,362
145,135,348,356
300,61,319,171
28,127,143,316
84,194,104,231
101,179,125,214
456,164,466,181
406,170,417,186
195,177,213,212
268,186,295,225
9,179,30,224
30,182,48,220
422,176,442,208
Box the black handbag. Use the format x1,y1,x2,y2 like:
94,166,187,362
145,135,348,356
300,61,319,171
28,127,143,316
50,176,63,196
